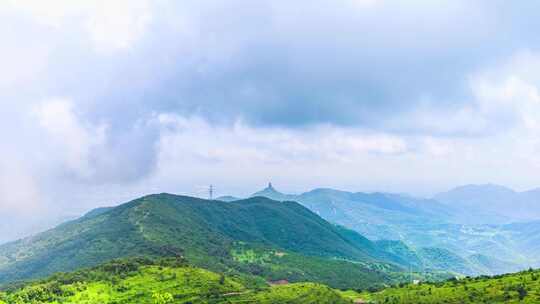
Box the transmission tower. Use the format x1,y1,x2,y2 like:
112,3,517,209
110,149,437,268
209,184,214,200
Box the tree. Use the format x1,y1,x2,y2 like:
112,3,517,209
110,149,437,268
517,286,528,301
153,292,174,304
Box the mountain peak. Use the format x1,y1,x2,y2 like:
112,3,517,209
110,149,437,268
251,183,293,201
449,184,515,193
254,182,281,195
435,184,517,202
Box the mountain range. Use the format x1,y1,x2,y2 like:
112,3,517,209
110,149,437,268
435,184,540,222
0,194,454,290
2,183,540,295
239,183,540,274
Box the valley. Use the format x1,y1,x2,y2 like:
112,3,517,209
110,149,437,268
248,184,540,275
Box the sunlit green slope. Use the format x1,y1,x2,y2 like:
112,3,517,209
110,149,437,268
361,268,540,303
0,258,352,304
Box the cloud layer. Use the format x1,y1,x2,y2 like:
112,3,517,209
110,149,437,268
2,0,540,242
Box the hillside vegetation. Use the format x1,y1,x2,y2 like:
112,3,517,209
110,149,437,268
362,268,540,303
0,194,441,289
0,257,352,304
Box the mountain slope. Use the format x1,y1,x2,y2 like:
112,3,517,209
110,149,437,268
247,185,535,274
0,257,352,304
0,194,409,288
416,247,477,275
467,254,523,275
252,187,457,239
435,184,540,222
362,268,540,304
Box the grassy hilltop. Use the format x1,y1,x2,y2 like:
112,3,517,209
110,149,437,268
362,268,540,303
0,258,352,304
1,194,444,290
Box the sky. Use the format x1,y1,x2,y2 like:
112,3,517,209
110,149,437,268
2,0,540,242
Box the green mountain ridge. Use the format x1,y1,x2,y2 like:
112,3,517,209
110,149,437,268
246,185,533,275
0,194,441,289
435,184,540,222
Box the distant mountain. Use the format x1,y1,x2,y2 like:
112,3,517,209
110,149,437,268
251,186,457,235
249,186,451,239
251,183,295,201
215,195,241,202
437,184,516,202
6,183,537,289
435,184,540,222
415,247,477,275
245,184,536,274
467,254,522,275
500,220,540,266
0,194,435,289
521,187,540,202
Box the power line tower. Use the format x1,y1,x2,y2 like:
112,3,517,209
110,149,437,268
195,185,216,200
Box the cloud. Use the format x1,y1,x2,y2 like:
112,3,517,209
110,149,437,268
0,157,41,214
4,0,540,131
84,0,153,53
4,1,540,242
55,0,536,133
470,51,540,132
32,98,160,183
145,114,411,198
3,0,153,53
156,114,407,164
34,98,107,179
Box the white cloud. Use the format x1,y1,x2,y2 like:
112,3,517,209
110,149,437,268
470,51,540,133
84,0,153,53
0,157,41,214
33,98,107,179
386,50,540,137
349,0,379,8
156,114,407,165
5,1,540,243
3,0,153,52
468,52,540,172
145,114,412,197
